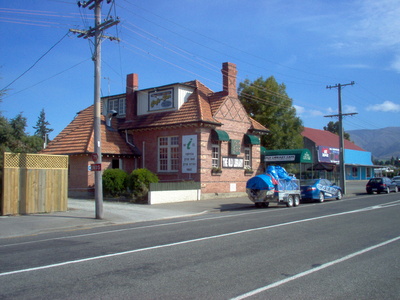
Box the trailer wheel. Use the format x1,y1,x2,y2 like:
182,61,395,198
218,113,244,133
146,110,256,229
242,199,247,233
293,195,300,207
286,195,294,207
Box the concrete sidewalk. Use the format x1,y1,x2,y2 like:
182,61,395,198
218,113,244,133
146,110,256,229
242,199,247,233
0,181,367,239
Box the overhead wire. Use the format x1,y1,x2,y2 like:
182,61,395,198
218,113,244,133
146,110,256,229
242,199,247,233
1,31,70,91
1,4,390,132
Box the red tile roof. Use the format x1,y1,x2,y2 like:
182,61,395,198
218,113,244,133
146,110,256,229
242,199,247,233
119,80,269,133
41,105,139,155
43,78,269,155
302,127,366,151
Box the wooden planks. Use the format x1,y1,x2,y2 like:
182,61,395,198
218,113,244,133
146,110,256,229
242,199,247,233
1,153,68,215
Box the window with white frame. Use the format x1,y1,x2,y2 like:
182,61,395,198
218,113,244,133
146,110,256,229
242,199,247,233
212,144,220,168
244,147,251,169
158,136,179,172
108,98,126,116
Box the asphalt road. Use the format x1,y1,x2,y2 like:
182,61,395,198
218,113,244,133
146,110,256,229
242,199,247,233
1,192,399,299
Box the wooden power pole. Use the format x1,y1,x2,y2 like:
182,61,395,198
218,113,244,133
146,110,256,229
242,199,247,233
70,0,119,219
326,81,356,195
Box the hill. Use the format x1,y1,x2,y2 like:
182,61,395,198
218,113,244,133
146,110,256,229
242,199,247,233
347,127,400,160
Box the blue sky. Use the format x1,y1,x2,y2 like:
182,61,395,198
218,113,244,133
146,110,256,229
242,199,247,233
1,0,400,139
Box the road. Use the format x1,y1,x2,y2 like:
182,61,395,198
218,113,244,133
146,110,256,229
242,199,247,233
1,192,400,299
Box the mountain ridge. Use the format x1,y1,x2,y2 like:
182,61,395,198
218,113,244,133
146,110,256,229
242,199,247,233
347,127,400,160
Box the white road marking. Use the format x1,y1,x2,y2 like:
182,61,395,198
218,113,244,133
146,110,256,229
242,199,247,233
231,235,400,300
1,201,400,277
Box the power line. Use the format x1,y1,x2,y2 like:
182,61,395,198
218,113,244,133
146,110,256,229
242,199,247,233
1,31,70,92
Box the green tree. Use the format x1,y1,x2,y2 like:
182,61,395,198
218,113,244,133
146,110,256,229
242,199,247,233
323,121,351,141
238,76,303,149
33,108,53,144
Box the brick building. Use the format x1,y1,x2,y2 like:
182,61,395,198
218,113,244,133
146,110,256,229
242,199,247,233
42,62,269,197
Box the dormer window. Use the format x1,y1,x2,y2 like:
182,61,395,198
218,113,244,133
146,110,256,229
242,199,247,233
137,84,194,116
108,98,126,116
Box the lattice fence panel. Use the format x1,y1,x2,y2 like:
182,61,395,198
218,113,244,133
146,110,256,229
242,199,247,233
1,153,68,215
4,153,68,169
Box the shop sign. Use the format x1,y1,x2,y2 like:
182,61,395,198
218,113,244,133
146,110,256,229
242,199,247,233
265,155,295,162
222,157,244,168
182,135,197,173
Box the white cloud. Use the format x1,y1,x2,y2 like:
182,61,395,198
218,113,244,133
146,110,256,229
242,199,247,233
366,101,400,112
294,105,305,115
344,105,357,113
294,105,325,117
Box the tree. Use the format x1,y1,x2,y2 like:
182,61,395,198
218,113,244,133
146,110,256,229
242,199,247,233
33,108,53,143
238,76,303,150
323,121,351,141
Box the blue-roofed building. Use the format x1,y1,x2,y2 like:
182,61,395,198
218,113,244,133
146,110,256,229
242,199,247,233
302,127,374,181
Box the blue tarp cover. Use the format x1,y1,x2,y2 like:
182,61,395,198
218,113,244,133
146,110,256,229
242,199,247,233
246,174,275,191
246,165,298,191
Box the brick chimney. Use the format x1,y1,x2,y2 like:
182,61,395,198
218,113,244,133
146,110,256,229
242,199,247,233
222,62,237,97
125,73,138,120
126,73,139,94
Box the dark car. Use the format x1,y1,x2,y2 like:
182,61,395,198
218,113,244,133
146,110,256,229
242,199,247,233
300,179,342,203
366,177,398,194
392,176,400,187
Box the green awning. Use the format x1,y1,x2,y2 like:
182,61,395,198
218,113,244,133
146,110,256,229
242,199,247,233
264,148,312,164
211,129,230,141
260,146,267,156
244,134,260,145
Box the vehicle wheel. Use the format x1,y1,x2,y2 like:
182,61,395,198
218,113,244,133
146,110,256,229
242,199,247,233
293,195,300,207
262,202,269,208
318,192,324,203
386,187,390,194
336,190,342,200
286,195,294,207
255,203,262,208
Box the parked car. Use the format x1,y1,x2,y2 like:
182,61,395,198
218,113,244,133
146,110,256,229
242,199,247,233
392,176,400,187
300,179,342,203
366,177,398,194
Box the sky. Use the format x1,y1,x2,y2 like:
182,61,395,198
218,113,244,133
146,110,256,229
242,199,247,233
1,0,400,140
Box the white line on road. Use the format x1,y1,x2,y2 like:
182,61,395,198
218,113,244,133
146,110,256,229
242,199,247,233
231,235,400,300
1,202,400,277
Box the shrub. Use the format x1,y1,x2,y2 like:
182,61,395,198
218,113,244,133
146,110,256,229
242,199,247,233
127,168,159,199
102,168,128,197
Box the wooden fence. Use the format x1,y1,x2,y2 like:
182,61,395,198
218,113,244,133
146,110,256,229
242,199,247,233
1,152,68,215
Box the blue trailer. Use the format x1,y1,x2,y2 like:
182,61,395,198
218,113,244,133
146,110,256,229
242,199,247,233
246,166,301,208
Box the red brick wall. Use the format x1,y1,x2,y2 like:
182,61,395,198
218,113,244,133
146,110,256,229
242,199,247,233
130,123,263,195
68,155,137,194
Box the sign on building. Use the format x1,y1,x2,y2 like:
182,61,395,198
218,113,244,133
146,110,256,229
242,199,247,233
265,155,295,162
182,135,197,173
318,146,339,164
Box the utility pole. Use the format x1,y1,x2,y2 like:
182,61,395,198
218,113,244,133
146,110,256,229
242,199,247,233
70,0,119,219
326,81,356,195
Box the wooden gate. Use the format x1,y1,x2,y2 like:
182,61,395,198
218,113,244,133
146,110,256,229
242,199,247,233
1,152,68,215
